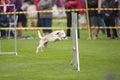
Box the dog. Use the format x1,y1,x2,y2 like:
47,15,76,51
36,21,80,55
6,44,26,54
36,30,66,53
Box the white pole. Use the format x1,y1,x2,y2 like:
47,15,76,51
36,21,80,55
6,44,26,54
72,12,80,71
13,5,18,56
0,4,17,56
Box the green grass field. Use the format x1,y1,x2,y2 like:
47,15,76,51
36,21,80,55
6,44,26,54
0,26,120,80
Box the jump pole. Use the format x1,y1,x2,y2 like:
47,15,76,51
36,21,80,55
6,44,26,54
72,12,80,71
0,4,17,56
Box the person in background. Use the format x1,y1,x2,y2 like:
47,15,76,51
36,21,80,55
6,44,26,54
101,0,119,39
96,0,106,39
38,0,53,35
65,0,84,39
118,0,120,26
54,0,65,25
0,0,10,12
0,0,10,38
87,0,106,40
21,0,30,27
114,0,119,36
10,0,27,39
119,0,120,22
34,0,41,27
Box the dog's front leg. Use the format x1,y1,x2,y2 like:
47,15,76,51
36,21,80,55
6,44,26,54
36,45,40,54
57,37,62,41
36,43,44,54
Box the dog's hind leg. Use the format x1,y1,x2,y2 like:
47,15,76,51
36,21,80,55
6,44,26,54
44,42,48,47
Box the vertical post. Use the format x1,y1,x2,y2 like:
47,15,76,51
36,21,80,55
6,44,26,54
85,0,92,39
0,4,17,55
13,4,18,56
72,12,80,71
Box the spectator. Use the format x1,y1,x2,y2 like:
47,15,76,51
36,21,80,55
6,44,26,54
21,0,30,27
34,0,41,27
87,0,106,40
65,0,84,39
118,0,120,26
101,0,119,39
114,0,119,35
119,0,120,20
79,0,86,25
0,0,10,12
0,0,10,38
38,0,53,35
54,0,65,25
10,0,27,39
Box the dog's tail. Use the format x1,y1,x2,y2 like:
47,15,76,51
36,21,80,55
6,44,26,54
37,31,42,39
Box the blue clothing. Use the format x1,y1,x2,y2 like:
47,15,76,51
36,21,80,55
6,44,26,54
0,13,9,37
98,16,106,34
38,18,52,33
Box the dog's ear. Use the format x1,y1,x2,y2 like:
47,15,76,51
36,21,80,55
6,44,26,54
56,32,60,35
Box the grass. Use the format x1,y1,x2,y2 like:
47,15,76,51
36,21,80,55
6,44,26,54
0,23,120,80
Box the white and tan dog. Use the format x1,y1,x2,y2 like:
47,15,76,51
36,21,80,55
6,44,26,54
36,30,66,53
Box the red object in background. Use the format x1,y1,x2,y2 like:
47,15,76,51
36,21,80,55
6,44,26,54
65,0,84,14
0,0,11,12
34,0,41,11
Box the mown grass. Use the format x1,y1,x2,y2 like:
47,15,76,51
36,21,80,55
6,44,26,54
0,24,120,80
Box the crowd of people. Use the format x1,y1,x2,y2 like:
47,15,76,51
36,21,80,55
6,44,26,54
88,0,119,40
0,0,30,39
0,0,119,40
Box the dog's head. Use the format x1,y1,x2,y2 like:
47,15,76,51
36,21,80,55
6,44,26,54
56,30,66,40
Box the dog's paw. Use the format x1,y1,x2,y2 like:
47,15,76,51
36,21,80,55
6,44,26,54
36,49,39,54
